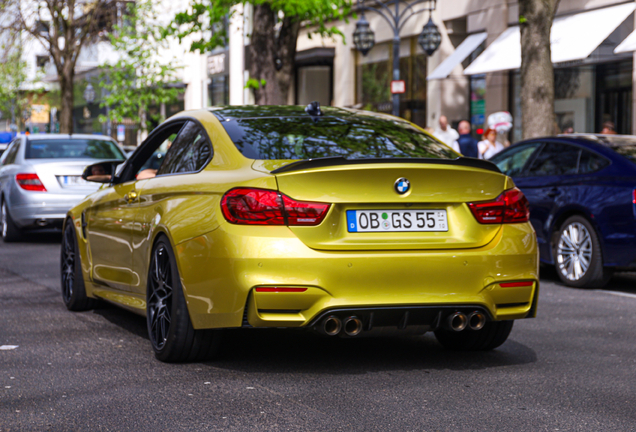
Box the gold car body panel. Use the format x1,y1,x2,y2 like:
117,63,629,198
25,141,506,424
64,109,538,331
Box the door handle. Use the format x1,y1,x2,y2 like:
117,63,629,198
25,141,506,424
124,190,138,203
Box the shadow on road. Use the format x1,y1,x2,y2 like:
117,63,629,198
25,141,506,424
18,230,63,243
92,304,537,372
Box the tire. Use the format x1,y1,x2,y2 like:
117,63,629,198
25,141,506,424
61,219,98,311
147,237,222,363
553,215,610,288
434,320,514,351
1,200,22,243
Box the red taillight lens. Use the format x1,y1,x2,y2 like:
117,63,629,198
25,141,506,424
281,194,330,226
221,188,285,225
16,173,47,192
468,187,529,224
499,281,534,288
632,189,636,205
221,188,330,226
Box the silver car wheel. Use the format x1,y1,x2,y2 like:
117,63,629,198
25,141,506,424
557,222,593,281
1,202,7,239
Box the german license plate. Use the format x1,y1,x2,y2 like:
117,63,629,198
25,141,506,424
346,209,448,232
57,175,88,187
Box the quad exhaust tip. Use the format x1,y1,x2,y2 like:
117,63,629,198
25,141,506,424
468,311,486,331
446,312,468,332
343,316,363,337
322,315,342,336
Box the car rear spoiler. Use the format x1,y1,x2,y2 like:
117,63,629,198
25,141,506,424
271,156,501,174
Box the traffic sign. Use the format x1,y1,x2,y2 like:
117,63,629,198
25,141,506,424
391,80,406,94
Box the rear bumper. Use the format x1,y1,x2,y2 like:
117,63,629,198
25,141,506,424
175,222,539,330
8,191,88,229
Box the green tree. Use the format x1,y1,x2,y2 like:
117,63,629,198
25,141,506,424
98,0,184,140
170,0,352,105
519,0,562,138
0,49,27,126
0,0,119,133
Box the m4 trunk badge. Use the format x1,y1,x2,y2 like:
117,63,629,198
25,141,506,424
395,178,410,194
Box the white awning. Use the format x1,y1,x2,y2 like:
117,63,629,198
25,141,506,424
427,32,487,80
615,29,636,53
464,3,636,76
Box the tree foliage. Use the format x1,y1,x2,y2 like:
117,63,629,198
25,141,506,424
0,49,27,125
98,0,183,135
170,0,352,105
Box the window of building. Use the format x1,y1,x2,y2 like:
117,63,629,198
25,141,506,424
355,39,427,128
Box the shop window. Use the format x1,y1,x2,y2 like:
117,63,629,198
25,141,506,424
355,40,427,128
208,76,228,106
596,60,633,134
297,66,331,106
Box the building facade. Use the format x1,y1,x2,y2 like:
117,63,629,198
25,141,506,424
222,0,636,142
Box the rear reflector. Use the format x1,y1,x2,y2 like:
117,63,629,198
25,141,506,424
499,281,534,288
16,173,47,192
468,187,529,224
221,188,330,226
254,287,308,293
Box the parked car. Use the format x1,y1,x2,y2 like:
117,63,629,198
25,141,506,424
490,134,636,288
61,105,539,362
0,134,126,242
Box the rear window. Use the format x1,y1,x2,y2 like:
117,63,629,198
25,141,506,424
609,144,636,164
219,116,457,160
25,139,125,160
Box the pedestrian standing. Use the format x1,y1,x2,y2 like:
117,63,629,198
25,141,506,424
600,121,617,134
478,128,504,159
433,115,460,150
453,120,479,158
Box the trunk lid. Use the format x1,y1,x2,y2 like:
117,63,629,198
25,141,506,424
270,161,508,251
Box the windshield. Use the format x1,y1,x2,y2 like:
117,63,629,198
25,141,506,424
220,116,457,160
26,139,126,160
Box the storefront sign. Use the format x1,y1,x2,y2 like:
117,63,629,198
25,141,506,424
391,80,406,94
29,104,50,124
208,53,227,76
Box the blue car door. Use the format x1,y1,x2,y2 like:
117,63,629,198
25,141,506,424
516,142,582,263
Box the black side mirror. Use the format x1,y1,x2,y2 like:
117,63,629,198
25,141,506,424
82,160,124,183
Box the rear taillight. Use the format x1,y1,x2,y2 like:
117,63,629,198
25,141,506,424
16,173,47,192
221,188,330,226
468,187,529,224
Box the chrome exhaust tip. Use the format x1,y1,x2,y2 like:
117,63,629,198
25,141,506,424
467,311,486,331
322,315,342,336
343,316,363,337
36,219,49,227
446,312,468,332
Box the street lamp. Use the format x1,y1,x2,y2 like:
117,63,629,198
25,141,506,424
353,0,440,117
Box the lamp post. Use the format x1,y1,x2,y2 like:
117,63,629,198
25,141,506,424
353,0,441,117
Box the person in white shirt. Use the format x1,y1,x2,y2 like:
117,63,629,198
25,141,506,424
433,115,460,152
478,128,505,159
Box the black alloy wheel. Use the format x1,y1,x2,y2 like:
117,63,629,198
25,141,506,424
147,237,222,362
60,220,96,311
147,244,173,351
434,320,514,351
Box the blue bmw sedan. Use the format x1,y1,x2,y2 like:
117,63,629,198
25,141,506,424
490,134,636,288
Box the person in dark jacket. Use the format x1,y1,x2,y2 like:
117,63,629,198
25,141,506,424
454,120,479,158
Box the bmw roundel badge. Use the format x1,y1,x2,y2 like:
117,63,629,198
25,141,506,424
394,178,410,194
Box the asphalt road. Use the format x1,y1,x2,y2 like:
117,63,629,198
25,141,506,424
2,232,636,431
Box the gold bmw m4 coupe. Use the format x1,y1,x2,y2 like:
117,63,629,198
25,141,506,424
61,104,538,362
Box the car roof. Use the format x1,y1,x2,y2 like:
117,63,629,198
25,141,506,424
26,134,116,141
207,105,402,122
